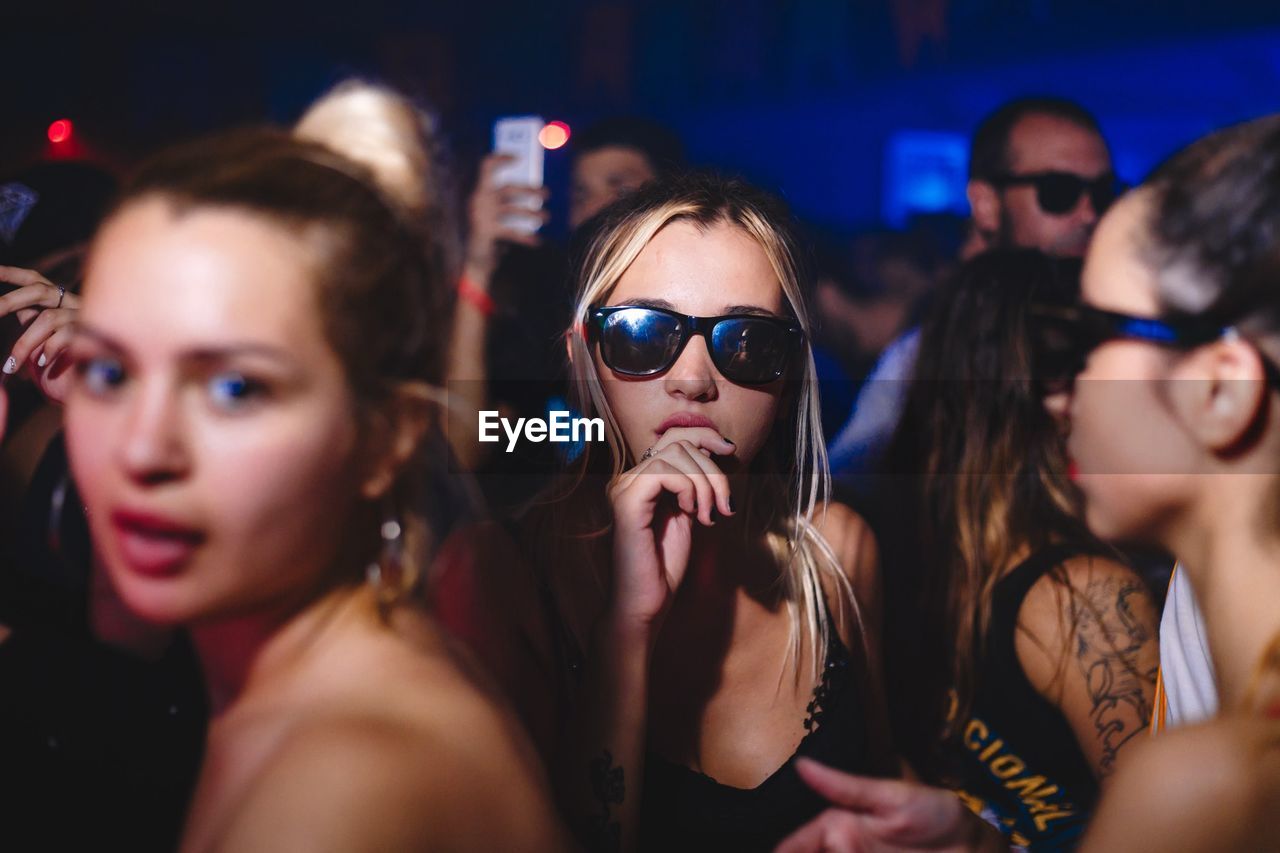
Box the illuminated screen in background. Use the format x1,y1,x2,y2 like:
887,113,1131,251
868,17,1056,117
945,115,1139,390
882,131,969,228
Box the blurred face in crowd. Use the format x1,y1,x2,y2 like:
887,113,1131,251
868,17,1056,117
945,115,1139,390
570,145,658,230
1047,191,1200,542
594,220,787,472
65,197,368,626
973,113,1113,258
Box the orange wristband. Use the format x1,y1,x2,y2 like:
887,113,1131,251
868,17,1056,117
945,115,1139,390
457,274,496,317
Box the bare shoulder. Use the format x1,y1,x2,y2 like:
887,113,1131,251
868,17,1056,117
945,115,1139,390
348,610,544,754
1015,550,1161,777
1048,550,1150,597
809,501,882,647
1083,717,1280,852
1018,551,1160,654
211,690,566,852
809,501,879,592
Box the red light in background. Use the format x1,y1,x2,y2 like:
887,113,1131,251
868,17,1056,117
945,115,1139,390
538,121,571,150
47,119,73,144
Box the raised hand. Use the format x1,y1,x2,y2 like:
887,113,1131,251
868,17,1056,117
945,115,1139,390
0,265,79,402
606,427,735,635
465,153,550,274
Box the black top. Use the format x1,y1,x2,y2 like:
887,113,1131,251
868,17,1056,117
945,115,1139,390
513,514,887,851
638,622,880,852
950,545,1101,852
0,434,207,851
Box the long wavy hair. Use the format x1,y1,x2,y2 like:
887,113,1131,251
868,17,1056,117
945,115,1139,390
883,249,1097,776
553,172,861,682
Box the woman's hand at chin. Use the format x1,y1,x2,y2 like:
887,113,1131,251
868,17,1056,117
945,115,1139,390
606,426,736,640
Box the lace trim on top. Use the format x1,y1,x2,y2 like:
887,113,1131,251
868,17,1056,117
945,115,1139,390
803,628,851,733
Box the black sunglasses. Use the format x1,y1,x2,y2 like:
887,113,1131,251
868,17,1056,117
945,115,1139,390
991,171,1120,216
588,305,804,385
1029,303,1280,394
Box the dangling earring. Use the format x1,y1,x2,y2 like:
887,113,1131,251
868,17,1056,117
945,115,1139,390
365,505,405,608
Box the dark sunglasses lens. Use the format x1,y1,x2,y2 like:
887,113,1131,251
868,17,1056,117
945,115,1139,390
1035,174,1087,215
600,308,684,375
710,318,793,384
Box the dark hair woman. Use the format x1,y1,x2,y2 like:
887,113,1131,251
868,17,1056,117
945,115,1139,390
883,248,1161,850
778,117,1280,853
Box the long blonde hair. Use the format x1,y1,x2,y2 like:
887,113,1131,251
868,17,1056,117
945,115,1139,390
563,173,860,682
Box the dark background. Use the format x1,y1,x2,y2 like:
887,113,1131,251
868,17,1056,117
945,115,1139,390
6,0,1280,233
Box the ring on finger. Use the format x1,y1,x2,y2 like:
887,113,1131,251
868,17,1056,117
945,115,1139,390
641,446,655,461
55,286,65,309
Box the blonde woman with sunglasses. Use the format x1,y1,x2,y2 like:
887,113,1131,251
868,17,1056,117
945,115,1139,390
435,173,890,852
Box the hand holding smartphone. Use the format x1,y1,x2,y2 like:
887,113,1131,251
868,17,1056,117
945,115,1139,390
491,116,545,236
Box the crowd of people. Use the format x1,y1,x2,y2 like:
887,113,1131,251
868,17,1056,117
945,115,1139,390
0,77,1277,852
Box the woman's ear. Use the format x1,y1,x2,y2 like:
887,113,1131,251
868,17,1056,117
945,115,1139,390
1169,336,1270,454
359,382,439,500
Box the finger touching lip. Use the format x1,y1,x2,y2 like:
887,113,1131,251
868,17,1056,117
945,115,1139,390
652,424,735,454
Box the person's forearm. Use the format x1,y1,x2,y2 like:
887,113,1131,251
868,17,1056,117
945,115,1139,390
445,260,495,470
558,616,652,853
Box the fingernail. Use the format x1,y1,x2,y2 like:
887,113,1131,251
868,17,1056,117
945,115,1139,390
724,437,735,445
37,353,46,368
3,357,16,374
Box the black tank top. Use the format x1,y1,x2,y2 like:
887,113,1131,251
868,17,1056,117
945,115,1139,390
512,517,886,851
638,618,881,852
950,545,1101,852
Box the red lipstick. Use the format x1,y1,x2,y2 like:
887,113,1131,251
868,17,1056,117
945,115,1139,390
110,509,204,577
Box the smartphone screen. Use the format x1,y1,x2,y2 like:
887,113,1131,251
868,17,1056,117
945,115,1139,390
492,116,545,235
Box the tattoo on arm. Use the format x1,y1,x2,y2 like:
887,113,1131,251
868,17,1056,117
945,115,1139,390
1073,578,1159,776
581,749,625,853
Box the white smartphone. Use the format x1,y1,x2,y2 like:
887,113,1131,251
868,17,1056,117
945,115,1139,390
492,115,545,235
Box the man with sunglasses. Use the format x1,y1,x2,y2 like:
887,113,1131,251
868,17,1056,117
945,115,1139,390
830,97,1116,481
967,96,1117,259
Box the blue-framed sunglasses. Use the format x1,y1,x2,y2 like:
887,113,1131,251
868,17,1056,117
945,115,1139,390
588,305,804,385
1029,303,1280,393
